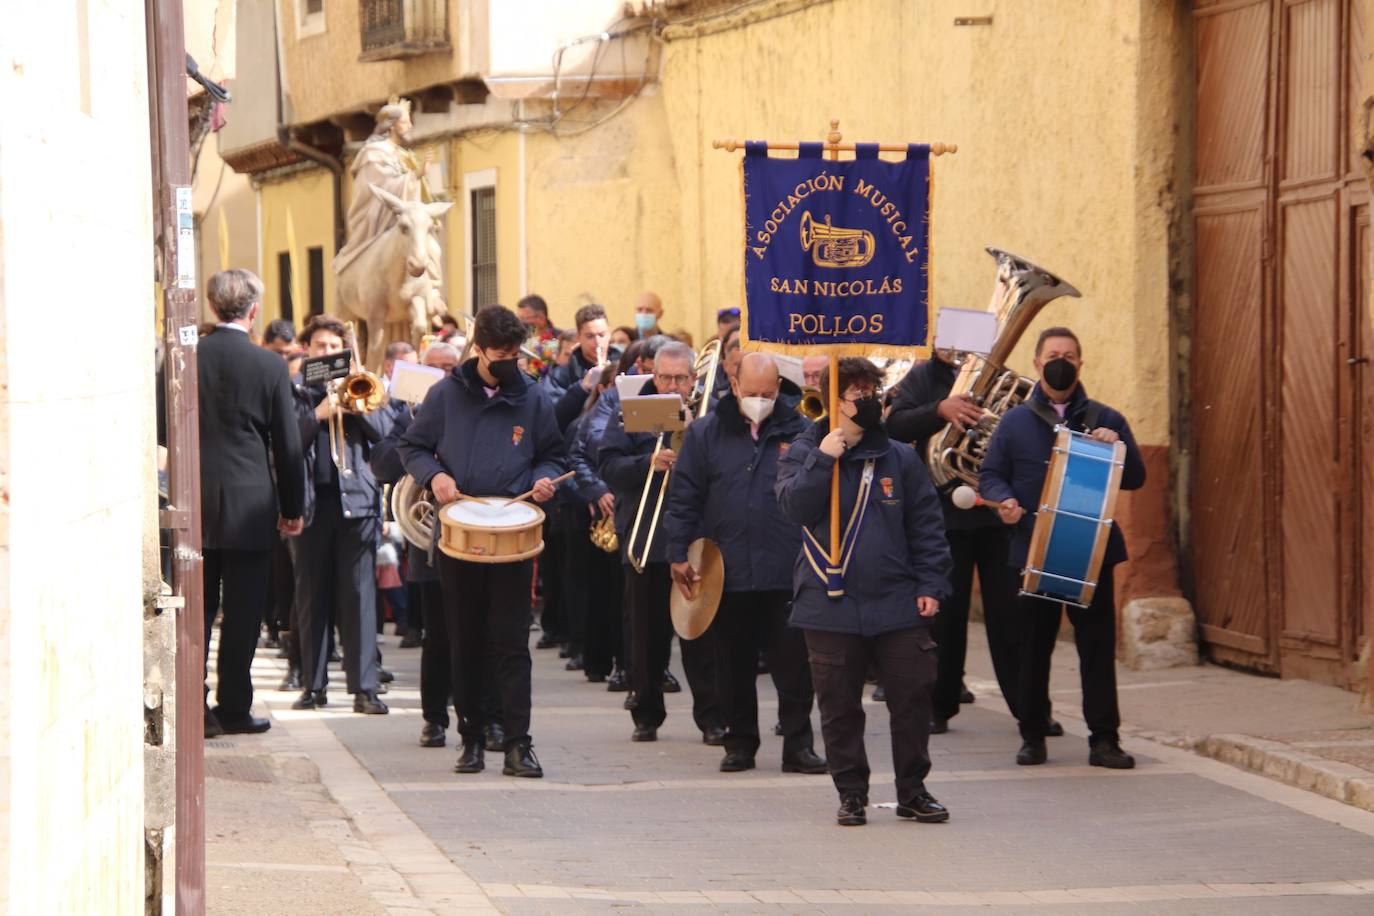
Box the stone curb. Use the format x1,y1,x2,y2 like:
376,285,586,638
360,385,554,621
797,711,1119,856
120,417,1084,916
1190,733,1374,814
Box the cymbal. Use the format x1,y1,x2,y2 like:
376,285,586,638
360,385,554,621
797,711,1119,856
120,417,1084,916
671,538,724,640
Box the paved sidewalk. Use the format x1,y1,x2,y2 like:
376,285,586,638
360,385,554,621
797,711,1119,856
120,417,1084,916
195,616,1374,915
956,627,1374,815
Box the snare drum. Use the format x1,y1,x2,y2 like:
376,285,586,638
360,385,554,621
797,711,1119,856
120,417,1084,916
1021,428,1126,607
437,498,545,563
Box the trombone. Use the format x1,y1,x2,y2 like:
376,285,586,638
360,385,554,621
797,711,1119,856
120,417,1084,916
625,339,721,573
328,321,387,477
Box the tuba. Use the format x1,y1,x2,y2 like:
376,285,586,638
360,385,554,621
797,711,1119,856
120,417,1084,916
390,474,436,549
925,248,1081,490
800,211,875,269
798,386,827,422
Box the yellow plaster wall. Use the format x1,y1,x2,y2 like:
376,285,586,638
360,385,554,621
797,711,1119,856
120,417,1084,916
653,0,1177,444
448,131,524,313
522,93,688,332
259,168,334,323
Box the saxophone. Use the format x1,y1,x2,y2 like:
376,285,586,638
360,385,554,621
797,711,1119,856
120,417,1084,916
925,247,1081,489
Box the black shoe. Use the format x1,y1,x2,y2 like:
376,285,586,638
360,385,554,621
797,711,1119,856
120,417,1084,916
607,669,629,692
871,685,887,702
503,741,543,778
399,632,422,649
585,670,607,684
353,691,389,715
419,723,446,748
719,751,755,772
930,718,949,735
701,725,726,746
1017,739,1047,766
1089,740,1136,769
454,742,485,774
1046,718,1065,737
632,725,657,742
896,791,950,823
204,708,224,739
960,683,975,704
662,671,681,693
278,667,302,692
216,711,272,734
484,723,506,753
623,691,638,711
781,748,828,774
535,633,559,650
772,721,784,736
378,668,395,684
565,655,584,672
836,793,867,826
291,689,325,710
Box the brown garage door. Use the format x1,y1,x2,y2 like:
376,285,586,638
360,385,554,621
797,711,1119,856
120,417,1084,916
1191,0,1370,686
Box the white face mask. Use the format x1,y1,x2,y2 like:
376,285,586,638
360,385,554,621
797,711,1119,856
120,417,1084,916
738,395,776,425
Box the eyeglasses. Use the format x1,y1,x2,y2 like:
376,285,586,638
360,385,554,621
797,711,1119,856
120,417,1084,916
655,373,693,387
840,389,879,404
717,308,741,319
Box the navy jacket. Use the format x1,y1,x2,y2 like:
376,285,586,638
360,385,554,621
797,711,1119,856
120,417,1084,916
369,400,437,584
293,382,391,527
979,383,1147,569
885,358,999,531
664,394,808,593
775,422,951,636
398,358,565,499
597,379,678,567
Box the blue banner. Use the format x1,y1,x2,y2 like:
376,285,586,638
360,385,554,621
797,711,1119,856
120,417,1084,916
741,142,932,355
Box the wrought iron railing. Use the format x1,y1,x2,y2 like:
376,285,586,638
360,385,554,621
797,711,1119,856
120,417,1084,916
359,0,450,62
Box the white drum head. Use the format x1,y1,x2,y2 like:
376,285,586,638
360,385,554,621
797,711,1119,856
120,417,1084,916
442,498,541,529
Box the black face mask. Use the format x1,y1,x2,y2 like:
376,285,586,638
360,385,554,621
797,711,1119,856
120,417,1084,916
850,394,884,431
485,355,522,388
1042,358,1078,391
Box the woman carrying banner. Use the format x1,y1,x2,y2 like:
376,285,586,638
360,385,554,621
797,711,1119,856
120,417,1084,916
775,357,952,827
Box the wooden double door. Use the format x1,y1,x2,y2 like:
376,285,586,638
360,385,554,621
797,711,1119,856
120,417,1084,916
1191,0,1372,686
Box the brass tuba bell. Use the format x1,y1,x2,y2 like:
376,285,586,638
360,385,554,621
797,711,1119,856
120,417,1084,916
798,386,827,422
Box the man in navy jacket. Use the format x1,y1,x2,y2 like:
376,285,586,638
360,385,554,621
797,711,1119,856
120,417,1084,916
776,358,952,827
980,326,1146,770
598,342,723,744
666,353,826,775
291,315,392,717
400,305,565,778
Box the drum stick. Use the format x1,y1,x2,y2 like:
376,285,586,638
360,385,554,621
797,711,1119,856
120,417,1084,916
951,485,1002,511
502,471,576,506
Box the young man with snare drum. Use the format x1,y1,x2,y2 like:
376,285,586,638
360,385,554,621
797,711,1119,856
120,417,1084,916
399,305,565,779
775,357,952,828
979,326,1146,770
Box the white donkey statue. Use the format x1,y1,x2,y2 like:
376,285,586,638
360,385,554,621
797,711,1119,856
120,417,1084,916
336,185,453,369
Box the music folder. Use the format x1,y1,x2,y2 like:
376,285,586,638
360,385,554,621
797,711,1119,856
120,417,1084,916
389,360,446,404
621,394,685,434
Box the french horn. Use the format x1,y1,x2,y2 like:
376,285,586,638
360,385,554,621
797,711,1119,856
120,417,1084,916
390,474,436,549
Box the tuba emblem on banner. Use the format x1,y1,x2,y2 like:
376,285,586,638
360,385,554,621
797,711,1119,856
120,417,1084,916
800,211,876,269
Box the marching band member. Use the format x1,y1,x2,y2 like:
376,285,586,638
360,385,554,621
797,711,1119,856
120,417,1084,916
886,355,1028,733
980,327,1145,769
598,341,724,744
399,305,565,778
290,315,391,715
666,353,827,774
775,357,951,827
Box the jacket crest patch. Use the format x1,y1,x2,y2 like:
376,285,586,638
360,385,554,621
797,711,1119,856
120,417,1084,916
512,425,525,446
880,477,894,499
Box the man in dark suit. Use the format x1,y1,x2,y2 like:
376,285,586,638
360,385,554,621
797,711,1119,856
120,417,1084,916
199,268,305,736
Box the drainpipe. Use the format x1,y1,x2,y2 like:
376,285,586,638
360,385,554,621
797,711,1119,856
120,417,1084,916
272,0,345,253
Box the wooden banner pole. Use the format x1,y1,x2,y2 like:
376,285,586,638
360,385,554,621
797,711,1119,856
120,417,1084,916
826,121,843,568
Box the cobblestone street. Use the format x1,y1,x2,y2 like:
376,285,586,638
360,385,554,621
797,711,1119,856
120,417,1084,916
200,622,1374,915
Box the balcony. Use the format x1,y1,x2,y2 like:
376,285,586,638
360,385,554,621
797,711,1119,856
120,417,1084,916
359,0,450,62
